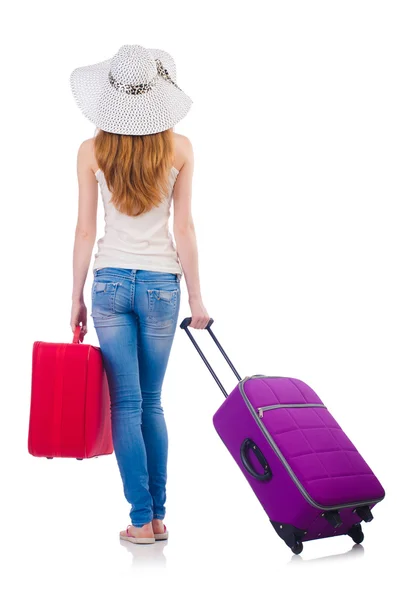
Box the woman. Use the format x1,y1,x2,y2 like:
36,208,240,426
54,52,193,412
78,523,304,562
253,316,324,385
69,45,210,544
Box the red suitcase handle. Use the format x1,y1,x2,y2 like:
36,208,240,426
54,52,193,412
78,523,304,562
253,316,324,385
73,325,83,344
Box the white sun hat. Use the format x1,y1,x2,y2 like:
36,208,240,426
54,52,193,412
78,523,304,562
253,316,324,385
70,44,193,135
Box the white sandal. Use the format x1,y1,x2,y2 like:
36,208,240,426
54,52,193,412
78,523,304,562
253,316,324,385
120,524,155,544
154,524,169,541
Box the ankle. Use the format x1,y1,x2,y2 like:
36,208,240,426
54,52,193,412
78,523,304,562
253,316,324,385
134,521,153,530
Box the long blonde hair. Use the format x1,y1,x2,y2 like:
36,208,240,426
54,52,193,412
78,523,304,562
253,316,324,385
94,128,175,217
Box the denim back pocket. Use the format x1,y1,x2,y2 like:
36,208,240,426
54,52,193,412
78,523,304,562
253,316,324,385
147,288,180,327
91,281,119,318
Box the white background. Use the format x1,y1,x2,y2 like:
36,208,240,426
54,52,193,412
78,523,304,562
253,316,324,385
1,1,396,598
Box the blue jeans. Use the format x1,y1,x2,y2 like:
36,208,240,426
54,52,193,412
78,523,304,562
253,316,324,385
90,267,181,526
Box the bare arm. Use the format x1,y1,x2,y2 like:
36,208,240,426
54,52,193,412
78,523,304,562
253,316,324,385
70,139,98,335
173,137,210,328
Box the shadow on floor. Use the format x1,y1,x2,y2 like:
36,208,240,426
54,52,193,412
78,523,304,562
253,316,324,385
288,542,364,565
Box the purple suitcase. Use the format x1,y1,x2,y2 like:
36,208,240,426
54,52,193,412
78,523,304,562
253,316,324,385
180,317,385,554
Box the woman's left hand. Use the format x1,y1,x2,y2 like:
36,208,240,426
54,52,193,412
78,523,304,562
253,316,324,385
70,299,88,341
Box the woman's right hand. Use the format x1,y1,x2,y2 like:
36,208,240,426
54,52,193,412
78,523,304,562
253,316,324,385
188,296,211,329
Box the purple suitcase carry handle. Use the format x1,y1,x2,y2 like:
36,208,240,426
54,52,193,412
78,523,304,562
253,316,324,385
179,317,241,398
240,438,273,482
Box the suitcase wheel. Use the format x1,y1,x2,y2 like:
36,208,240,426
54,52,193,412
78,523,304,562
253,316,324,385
347,523,364,545
46,457,53,459
271,521,306,554
355,505,373,523
291,540,303,555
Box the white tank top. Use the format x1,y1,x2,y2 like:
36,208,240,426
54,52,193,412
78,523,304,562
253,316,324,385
93,166,183,278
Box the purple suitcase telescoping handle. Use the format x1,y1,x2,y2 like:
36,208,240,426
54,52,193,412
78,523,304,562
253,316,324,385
179,317,242,398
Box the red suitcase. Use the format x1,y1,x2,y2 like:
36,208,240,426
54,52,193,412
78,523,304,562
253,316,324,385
28,325,113,460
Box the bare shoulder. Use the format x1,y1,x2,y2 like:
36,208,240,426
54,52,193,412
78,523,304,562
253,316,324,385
77,137,97,174
173,132,193,171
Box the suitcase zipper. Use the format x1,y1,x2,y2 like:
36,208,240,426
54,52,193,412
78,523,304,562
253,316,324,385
257,403,327,418
239,375,385,512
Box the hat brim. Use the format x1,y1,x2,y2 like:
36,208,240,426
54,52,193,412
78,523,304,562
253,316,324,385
70,57,193,135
